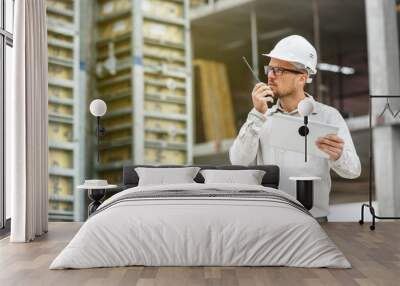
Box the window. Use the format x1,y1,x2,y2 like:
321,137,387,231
5,0,13,34
1,0,14,231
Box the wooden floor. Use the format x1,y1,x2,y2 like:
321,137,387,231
0,222,399,286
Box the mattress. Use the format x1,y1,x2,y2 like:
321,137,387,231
50,183,350,269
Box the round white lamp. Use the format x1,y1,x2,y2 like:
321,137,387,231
298,98,315,117
90,99,107,162
90,99,107,117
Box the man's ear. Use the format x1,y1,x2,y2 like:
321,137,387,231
298,73,307,87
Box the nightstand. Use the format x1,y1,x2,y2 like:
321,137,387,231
77,181,118,216
289,176,321,210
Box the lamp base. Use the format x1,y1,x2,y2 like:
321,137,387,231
296,180,313,210
96,126,106,137
298,125,309,136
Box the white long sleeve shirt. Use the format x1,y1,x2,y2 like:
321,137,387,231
229,95,361,218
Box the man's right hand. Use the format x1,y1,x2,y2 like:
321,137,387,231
251,83,274,114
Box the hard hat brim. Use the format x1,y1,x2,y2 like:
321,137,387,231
262,53,317,75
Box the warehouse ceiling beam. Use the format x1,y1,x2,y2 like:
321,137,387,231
191,0,254,20
250,5,259,80
312,0,322,103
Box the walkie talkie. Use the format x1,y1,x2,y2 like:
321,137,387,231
242,56,276,109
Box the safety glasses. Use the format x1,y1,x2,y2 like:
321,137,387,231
264,65,304,76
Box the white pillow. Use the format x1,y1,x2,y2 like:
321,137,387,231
135,167,201,186
200,169,266,185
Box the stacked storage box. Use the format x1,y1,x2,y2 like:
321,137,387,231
190,0,207,8
95,0,193,184
46,0,82,221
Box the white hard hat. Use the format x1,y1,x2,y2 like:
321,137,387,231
263,35,318,75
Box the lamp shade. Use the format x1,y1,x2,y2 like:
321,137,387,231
298,98,315,117
89,99,107,117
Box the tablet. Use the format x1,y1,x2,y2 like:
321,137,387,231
268,114,339,159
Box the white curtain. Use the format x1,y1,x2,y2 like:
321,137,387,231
7,0,48,242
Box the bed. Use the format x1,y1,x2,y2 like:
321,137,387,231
50,165,350,269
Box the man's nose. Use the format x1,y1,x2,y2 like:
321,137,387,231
268,72,276,83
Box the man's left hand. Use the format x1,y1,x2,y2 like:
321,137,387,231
315,134,344,161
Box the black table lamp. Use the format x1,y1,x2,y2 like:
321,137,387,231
298,98,315,162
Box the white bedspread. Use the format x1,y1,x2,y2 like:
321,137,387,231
50,183,350,269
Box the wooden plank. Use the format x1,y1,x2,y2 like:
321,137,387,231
217,62,237,138
193,60,237,143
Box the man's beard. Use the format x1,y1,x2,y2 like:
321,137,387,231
270,82,296,99
274,89,292,99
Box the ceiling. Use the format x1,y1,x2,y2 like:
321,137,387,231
191,0,367,61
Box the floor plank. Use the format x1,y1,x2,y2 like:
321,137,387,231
0,222,399,286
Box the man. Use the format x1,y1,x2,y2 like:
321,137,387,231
229,35,361,219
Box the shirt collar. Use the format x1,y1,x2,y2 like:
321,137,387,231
270,92,319,115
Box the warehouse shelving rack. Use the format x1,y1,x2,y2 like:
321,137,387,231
46,0,84,221
93,0,193,183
